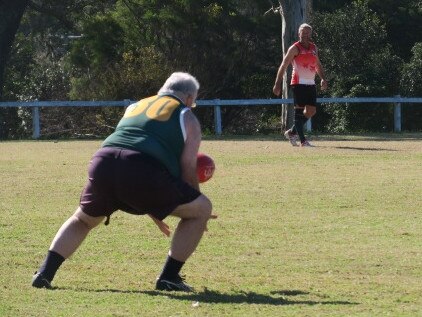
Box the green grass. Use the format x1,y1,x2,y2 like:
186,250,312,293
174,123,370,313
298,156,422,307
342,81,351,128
1,134,421,316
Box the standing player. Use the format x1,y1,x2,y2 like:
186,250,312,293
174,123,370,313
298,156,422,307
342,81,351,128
31,72,216,292
273,23,328,147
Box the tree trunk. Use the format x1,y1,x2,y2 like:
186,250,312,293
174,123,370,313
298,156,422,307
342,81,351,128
277,0,312,131
0,0,30,100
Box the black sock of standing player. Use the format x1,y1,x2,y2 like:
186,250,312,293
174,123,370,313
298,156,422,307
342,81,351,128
37,250,65,282
294,109,307,143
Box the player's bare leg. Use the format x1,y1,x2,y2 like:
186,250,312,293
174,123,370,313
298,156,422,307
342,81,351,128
32,208,104,288
156,194,213,291
49,207,105,258
303,105,316,119
169,195,212,261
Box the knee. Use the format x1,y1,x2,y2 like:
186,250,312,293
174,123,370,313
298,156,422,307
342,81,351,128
172,195,213,221
199,195,212,220
72,215,94,230
304,112,315,119
193,195,212,222
73,208,103,230
303,106,316,118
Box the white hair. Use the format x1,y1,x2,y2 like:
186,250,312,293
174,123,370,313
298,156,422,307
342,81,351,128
158,72,200,98
299,23,312,33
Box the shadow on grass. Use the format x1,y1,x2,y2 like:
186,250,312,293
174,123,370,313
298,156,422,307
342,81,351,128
56,286,358,306
140,288,358,306
202,133,422,142
318,145,400,151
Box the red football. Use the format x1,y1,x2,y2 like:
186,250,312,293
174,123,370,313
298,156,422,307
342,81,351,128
196,153,215,183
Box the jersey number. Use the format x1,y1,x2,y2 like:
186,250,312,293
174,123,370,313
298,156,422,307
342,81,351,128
123,96,179,122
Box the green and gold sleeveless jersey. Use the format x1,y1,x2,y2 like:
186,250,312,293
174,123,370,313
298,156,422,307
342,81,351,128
102,95,188,177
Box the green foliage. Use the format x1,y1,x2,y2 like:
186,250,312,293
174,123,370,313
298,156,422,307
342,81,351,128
364,0,422,60
70,14,124,69
401,42,422,96
1,32,36,139
65,0,281,134
69,46,169,100
67,13,125,104
400,42,422,131
313,0,352,12
112,0,279,99
313,2,403,133
2,34,36,99
2,30,73,139
315,0,421,61
64,46,172,139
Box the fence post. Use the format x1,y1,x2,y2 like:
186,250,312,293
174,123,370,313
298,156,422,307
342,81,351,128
214,99,222,135
32,106,40,139
394,95,401,132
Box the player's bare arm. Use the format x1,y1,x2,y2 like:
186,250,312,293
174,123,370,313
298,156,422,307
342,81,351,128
148,214,171,237
273,45,299,96
315,51,328,91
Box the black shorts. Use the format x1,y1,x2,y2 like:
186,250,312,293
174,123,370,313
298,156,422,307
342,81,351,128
79,147,201,221
291,84,317,107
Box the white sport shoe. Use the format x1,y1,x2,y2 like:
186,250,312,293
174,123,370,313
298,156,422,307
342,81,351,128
300,140,314,147
284,130,298,146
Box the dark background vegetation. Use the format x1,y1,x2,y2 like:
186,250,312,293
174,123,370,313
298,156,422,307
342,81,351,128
1,0,421,139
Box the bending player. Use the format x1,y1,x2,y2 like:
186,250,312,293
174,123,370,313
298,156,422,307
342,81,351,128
32,72,216,292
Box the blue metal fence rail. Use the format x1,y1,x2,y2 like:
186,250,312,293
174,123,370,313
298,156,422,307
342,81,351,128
1,97,421,138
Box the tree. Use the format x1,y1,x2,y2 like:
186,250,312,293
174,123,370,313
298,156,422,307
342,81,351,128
0,0,30,99
0,0,30,138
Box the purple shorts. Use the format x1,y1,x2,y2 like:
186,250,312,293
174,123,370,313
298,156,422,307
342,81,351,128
79,147,201,221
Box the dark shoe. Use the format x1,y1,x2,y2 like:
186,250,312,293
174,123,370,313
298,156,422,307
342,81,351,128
300,140,314,147
284,129,298,146
32,272,52,289
155,275,194,292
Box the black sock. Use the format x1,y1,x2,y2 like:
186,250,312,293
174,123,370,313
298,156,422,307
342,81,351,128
159,256,185,280
295,118,305,143
294,112,307,143
38,250,65,282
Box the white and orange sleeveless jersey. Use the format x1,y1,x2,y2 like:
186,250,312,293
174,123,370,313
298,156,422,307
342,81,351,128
290,41,318,85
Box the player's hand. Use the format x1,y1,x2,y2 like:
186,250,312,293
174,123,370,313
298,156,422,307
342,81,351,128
205,213,218,232
148,214,171,237
273,84,281,96
321,79,328,91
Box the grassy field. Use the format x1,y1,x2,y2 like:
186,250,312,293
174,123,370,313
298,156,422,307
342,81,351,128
0,134,421,316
